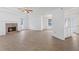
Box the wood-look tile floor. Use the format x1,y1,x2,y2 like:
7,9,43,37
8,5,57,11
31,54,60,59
0,30,64,51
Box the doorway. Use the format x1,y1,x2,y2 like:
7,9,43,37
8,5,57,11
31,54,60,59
41,15,53,31
65,15,78,38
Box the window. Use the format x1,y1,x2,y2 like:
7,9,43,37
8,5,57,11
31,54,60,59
48,19,52,26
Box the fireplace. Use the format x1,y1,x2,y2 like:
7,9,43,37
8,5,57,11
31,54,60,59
8,27,16,32
6,23,17,34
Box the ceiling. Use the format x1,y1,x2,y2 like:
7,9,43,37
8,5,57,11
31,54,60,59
1,7,77,12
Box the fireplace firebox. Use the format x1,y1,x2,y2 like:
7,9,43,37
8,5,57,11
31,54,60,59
8,27,16,32
6,23,17,34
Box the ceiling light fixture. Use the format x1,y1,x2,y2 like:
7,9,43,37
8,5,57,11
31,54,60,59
18,7,33,14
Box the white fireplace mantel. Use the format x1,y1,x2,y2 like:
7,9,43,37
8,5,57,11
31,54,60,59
0,21,22,36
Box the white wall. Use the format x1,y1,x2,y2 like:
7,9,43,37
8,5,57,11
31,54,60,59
0,8,29,35
41,8,65,40
42,15,53,30
51,8,64,40
28,7,58,30
28,8,42,30
42,15,48,30
0,7,65,40
28,7,65,40
64,8,79,38
20,15,29,30
0,22,5,35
